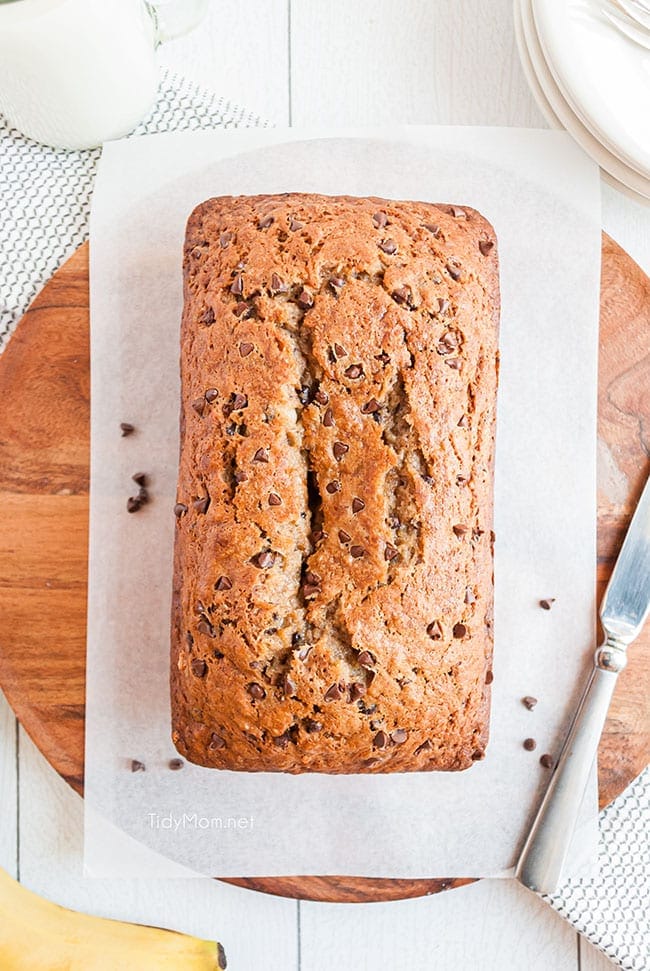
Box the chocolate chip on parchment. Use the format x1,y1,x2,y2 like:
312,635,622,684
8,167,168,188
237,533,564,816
174,502,188,518
297,289,314,309
168,758,184,770
193,496,210,514
270,272,289,294
252,550,275,569
126,496,142,513
130,759,145,772
349,682,366,702
268,492,282,506
358,650,376,669
253,447,269,463
325,480,341,494
539,598,556,610
333,441,349,460
230,274,244,295
208,732,226,750
323,408,335,427
379,238,397,255
217,942,227,970
350,545,366,558
204,388,219,403
313,388,329,405
453,623,467,639
239,342,255,357
338,530,351,544
351,497,365,514
120,422,135,436
539,753,554,769
258,215,274,229
361,398,380,414
479,239,494,256
392,729,408,744
132,472,147,486
191,658,207,678
373,730,389,749
192,397,206,415
325,682,345,702
219,232,233,249
215,575,232,591
344,363,364,379
384,543,399,561
522,696,538,711
523,738,537,751
426,620,443,640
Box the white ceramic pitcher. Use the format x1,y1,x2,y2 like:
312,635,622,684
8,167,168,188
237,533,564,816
0,0,208,150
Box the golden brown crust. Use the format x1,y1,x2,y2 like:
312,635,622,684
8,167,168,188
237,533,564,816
171,193,499,773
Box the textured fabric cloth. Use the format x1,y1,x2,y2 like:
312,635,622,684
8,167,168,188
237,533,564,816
0,67,647,971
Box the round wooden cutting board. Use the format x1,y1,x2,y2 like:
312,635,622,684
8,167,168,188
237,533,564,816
0,238,648,903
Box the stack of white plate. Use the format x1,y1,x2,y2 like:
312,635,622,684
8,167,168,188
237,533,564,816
515,0,650,203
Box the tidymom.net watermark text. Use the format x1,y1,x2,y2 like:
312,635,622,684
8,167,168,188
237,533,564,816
147,812,254,832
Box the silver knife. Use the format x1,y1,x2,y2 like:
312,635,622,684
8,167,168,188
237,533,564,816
516,472,650,893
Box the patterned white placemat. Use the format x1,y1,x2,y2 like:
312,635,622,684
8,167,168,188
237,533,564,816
0,68,647,970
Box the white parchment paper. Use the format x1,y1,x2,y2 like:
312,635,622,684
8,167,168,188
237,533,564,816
85,128,601,878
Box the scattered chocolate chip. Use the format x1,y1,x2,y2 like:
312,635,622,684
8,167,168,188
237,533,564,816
325,682,345,702
453,623,467,639
539,598,556,610
373,730,389,749
358,650,376,669
372,211,388,228
333,441,349,460
120,422,135,436
253,447,269,463
392,729,408,744
384,543,399,561
191,658,207,678
270,272,289,294
323,408,335,427
239,342,255,357
479,239,494,256
297,289,314,309
258,215,274,229
523,737,537,751
522,696,538,710
329,276,345,291
215,575,232,591
168,758,184,770
379,238,397,255
361,398,380,414
449,206,467,218
338,530,351,544
325,480,340,494
200,307,215,326
219,232,233,249
126,496,142,513
344,363,364,379
457,414,468,428
333,343,347,359
208,732,226,750
230,274,244,295
192,397,206,415
453,524,468,537
313,388,329,405
231,393,248,411
426,620,443,640
204,388,219,403
445,357,462,370
268,492,282,506
197,618,216,638
446,261,462,281
174,502,188,518
351,497,365,514
289,217,303,231
465,586,476,604
485,670,494,685
131,472,146,486
234,470,248,483
539,753,554,769
423,223,440,236
350,545,366,558
349,682,366,702
193,496,210,514
252,550,275,569
130,759,145,772
303,718,322,733
233,301,250,318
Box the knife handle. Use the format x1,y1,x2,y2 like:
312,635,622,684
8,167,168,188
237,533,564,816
515,638,627,894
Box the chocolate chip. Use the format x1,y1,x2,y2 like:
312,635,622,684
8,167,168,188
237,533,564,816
392,286,412,306
239,342,255,357
358,650,376,669
191,658,207,678
453,524,468,537
485,670,494,685
457,414,468,427
384,543,398,561
252,550,275,569
174,502,188,518
231,393,248,411
193,496,210,514
372,211,388,228
472,749,484,761
423,223,440,236
522,696,538,710
304,571,322,586
472,528,484,541
215,576,232,591
338,530,351,544
373,730,389,749
351,497,365,514
437,329,460,355
233,301,250,318
326,480,340,494
445,357,462,370
333,441,349,460
289,217,303,231
131,472,146,486
192,397,206,415
313,388,329,405
230,274,244,295
204,388,219,403
304,718,322,733
200,306,216,327
350,545,366,558
456,474,468,485
539,753,554,769
297,289,314,309
349,682,366,702
302,581,321,598
130,759,145,772
208,732,226,750
273,731,291,749
446,261,462,281
453,623,467,639
361,398,380,416
415,740,432,754
197,618,216,637
426,620,443,640
523,737,537,751
268,492,282,506
379,239,397,255
323,408,335,427
292,632,304,646
270,273,289,294
126,496,141,513
234,470,248,483
325,682,345,702
479,239,494,256
120,422,135,436
449,206,467,218
168,758,184,770
258,215,274,229
438,297,450,315
296,386,310,405
280,675,296,696
329,276,345,291
392,729,408,744
344,364,364,379
539,598,556,610
465,587,476,604
333,343,347,359
219,232,233,249
312,530,325,543
253,447,269,463
376,350,390,364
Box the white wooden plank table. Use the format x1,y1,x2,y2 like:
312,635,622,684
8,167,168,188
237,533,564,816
2,1,648,968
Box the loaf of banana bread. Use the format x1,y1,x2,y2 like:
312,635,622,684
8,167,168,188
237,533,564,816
171,193,499,773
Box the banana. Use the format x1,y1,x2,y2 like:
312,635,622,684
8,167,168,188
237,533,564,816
0,866,226,970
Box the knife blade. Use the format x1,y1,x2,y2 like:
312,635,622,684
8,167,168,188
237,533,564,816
516,472,650,893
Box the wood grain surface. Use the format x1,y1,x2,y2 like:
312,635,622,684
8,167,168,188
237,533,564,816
0,237,647,903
